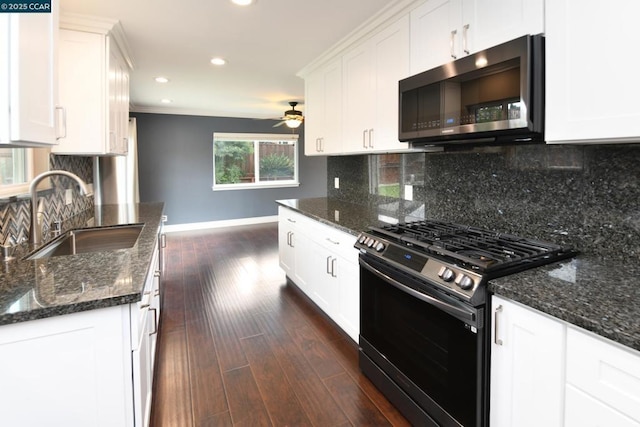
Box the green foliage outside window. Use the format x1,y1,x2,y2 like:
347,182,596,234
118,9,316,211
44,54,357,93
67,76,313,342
214,141,254,184
259,153,294,180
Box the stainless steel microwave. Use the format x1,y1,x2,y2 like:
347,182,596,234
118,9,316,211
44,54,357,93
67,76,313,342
399,34,544,147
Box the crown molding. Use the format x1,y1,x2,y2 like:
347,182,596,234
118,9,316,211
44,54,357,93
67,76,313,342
60,13,135,70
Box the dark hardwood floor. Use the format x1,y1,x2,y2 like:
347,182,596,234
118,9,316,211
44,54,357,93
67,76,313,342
150,223,410,427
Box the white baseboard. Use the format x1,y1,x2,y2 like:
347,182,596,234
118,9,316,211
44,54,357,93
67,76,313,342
163,215,278,233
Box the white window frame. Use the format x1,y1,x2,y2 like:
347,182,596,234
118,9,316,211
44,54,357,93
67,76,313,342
212,132,299,191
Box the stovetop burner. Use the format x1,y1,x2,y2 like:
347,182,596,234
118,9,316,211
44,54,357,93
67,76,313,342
355,219,578,305
367,219,575,274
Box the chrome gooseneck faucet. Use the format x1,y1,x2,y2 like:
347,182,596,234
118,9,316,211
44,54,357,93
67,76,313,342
29,170,91,245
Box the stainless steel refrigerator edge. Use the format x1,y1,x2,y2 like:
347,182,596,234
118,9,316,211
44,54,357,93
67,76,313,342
93,118,140,224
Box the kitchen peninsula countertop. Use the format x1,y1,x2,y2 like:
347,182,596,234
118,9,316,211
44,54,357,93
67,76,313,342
277,197,640,353
0,202,164,326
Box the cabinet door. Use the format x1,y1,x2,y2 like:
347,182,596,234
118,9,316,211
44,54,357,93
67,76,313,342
546,0,640,144
462,0,543,55
132,304,152,427
342,41,373,153
410,0,461,74
371,15,410,152
490,296,565,427
0,0,59,146
336,257,359,343
304,60,342,155
565,327,640,424
0,306,132,426
278,215,296,275
565,385,640,427
55,29,105,154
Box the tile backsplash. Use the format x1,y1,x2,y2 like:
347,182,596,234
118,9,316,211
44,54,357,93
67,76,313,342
328,144,640,261
0,155,94,245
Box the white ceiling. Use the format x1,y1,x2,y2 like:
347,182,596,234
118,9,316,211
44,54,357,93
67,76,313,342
59,0,391,119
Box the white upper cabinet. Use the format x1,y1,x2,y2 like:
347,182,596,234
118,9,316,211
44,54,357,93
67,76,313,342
54,16,132,156
342,15,410,153
545,0,640,144
410,0,543,74
0,0,61,146
304,59,342,156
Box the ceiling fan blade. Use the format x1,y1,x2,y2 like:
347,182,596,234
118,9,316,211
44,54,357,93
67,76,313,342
272,121,285,127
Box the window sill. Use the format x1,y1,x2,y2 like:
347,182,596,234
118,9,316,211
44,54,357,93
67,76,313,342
212,182,300,191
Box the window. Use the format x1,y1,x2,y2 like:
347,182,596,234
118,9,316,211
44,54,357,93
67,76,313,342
0,147,49,198
0,148,31,197
213,133,299,190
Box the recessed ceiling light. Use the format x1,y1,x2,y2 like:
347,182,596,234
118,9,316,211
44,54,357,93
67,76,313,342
155,76,169,83
231,0,254,6
160,99,172,104
210,57,227,66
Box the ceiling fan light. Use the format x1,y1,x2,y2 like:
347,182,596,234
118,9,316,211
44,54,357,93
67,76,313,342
285,119,302,128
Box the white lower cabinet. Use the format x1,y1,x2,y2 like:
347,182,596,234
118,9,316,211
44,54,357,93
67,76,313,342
0,245,161,427
490,295,565,427
491,295,640,427
564,327,640,426
278,207,359,342
0,305,134,426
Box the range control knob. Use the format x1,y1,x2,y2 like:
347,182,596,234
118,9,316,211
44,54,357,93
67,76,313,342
456,275,475,291
366,238,376,248
374,242,385,252
357,234,367,244
438,266,456,282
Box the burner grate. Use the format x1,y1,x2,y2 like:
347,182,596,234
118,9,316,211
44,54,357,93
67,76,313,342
370,220,575,274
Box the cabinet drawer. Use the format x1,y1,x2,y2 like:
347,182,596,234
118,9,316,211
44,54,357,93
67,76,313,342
311,222,358,262
566,327,640,423
278,206,314,233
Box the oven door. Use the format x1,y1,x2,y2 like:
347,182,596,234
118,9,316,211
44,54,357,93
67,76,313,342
359,254,487,427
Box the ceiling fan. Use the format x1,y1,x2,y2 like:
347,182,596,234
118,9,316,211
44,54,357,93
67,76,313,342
273,101,304,128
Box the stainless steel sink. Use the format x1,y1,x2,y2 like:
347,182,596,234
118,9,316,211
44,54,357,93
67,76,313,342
25,224,144,260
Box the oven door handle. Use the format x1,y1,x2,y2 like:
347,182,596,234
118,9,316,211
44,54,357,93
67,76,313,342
360,258,476,324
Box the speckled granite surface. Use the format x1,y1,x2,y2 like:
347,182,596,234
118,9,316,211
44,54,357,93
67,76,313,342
0,202,164,325
276,197,427,236
278,197,640,353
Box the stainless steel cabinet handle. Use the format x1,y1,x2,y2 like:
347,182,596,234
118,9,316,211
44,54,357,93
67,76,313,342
369,128,374,148
331,258,337,277
287,218,296,223
326,255,332,274
463,24,470,54
326,238,339,245
316,138,320,152
362,129,368,148
161,233,167,248
55,106,67,140
494,305,503,345
450,29,457,59
149,308,158,336
154,270,161,278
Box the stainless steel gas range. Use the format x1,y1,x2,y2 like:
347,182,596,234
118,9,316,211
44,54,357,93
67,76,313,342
355,219,576,427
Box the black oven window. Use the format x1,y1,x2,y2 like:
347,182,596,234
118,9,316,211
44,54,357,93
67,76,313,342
361,266,480,426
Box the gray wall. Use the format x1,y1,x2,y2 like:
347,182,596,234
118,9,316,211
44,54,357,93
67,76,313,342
131,113,327,225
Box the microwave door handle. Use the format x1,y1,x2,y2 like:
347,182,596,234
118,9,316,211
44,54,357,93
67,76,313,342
359,258,476,324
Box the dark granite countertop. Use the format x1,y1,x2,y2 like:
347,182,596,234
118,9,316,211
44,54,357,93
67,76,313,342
0,202,164,326
277,197,640,353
